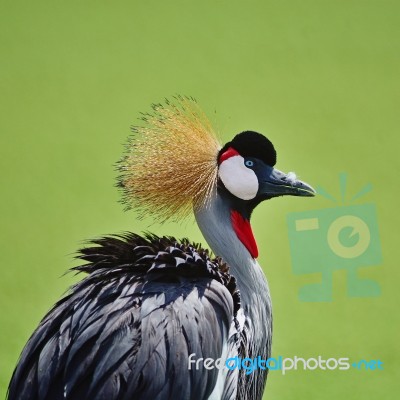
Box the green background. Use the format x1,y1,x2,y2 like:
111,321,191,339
1,1,398,398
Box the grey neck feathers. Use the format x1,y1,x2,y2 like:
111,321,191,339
195,189,273,399
194,190,271,325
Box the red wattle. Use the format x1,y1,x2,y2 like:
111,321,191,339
230,210,259,259
219,147,240,163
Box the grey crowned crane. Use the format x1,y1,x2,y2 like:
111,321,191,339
8,97,315,400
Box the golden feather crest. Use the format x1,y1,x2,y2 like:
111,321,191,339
118,96,221,222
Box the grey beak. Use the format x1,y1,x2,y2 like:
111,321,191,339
258,166,316,197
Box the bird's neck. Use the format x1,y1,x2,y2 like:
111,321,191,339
194,190,271,314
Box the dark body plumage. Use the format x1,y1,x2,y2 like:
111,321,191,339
8,233,241,400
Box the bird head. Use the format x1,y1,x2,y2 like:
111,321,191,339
118,97,314,225
217,130,315,212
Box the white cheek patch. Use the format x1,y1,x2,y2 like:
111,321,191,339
218,156,259,200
